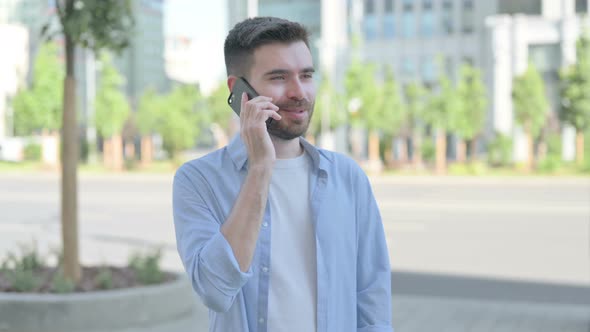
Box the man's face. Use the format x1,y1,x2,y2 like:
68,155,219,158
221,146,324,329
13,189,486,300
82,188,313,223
246,41,316,140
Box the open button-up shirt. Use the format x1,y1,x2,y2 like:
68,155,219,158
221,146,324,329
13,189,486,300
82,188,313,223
173,135,393,332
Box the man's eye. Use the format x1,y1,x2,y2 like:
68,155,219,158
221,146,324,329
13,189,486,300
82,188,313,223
270,76,285,80
302,73,313,79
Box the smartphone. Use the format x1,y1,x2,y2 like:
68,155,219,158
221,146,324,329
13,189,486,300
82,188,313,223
227,77,273,126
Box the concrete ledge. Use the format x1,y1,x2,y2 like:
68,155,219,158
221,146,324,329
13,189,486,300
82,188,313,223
0,274,196,332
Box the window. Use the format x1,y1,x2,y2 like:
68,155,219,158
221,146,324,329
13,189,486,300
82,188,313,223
421,9,435,37
498,0,541,15
385,0,394,13
402,12,415,38
365,0,375,14
402,57,417,77
422,0,433,10
421,56,436,82
461,0,474,34
403,0,413,11
364,15,378,41
576,0,588,14
384,14,395,39
442,0,453,35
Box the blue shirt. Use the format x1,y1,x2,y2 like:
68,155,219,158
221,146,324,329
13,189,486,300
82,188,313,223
173,135,393,332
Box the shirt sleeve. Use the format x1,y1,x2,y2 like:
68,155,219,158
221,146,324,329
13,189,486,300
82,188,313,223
172,166,253,313
356,171,394,332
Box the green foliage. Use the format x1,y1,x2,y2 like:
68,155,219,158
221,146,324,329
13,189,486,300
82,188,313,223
537,133,563,173
53,0,134,54
158,84,206,159
310,73,346,136
425,66,460,131
452,64,487,140
379,66,406,137
207,82,234,132
560,31,590,132
403,82,427,130
487,132,513,167
51,269,76,293
94,52,130,138
512,63,549,138
23,143,42,161
12,43,63,135
0,242,44,292
128,249,164,285
94,266,114,290
137,88,164,136
421,138,435,163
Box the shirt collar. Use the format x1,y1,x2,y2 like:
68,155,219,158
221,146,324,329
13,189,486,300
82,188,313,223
227,134,333,172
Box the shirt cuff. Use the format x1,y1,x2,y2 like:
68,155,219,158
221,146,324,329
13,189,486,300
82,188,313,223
199,231,253,294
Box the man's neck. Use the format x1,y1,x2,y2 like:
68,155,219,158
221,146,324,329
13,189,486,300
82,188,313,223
271,136,304,159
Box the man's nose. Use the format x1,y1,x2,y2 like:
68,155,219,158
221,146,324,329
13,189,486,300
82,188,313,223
286,78,305,100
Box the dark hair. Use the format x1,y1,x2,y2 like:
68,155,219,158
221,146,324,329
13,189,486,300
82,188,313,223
224,17,310,77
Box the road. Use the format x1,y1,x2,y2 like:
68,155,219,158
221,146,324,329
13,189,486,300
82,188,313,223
1,172,589,331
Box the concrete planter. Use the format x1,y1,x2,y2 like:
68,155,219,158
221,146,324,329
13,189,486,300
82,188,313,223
0,273,196,332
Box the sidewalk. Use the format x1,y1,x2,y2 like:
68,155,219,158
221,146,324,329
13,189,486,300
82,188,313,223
110,292,589,332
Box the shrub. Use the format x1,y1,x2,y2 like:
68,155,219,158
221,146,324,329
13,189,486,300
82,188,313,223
487,133,513,167
128,248,164,285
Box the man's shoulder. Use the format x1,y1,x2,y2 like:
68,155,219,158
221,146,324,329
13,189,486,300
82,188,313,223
315,148,366,178
175,147,232,179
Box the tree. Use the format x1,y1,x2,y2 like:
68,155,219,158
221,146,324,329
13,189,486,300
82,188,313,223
451,64,487,163
512,63,549,171
48,0,134,282
94,52,131,170
158,84,204,161
425,71,461,173
560,31,590,165
310,73,346,144
137,88,164,166
207,82,234,148
12,42,63,136
378,67,406,166
404,82,427,167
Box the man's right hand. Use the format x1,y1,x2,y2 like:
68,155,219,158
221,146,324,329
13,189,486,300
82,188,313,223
239,92,281,170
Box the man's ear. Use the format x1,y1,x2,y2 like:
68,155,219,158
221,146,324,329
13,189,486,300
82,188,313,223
227,76,238,92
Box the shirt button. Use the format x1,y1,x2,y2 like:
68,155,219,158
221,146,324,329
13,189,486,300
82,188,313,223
259,317,265,324
262,222,268,227
261,266,269,273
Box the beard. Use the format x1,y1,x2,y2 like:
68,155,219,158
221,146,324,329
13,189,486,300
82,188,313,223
267,99,315,141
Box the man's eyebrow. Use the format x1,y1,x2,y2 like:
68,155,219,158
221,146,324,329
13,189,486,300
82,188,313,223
263,67,316,76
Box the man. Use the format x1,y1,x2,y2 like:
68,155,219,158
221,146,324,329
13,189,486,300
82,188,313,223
173,17,392,332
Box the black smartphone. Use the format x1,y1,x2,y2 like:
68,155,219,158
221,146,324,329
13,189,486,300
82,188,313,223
227,77,273,126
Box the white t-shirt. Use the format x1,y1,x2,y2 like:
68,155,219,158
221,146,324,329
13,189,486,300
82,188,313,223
267,150,317,332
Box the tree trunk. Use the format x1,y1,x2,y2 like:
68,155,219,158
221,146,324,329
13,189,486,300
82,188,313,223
412,131,422,167
435,129,447,174
141,135,153,167
576,130,585,165
525,128,534,172
111,134,123,171
456,138,466,164
397,136,408,164
468,138,477,162
368,130,383,172
368,130,380,163
124,140,135,160
61,34,80,283
103,138,111,168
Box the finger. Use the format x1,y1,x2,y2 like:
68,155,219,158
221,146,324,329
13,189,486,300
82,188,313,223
240,92,248,115
250,95,273,103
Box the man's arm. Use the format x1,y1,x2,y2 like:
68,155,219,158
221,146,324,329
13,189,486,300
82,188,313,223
356,172,394,332
172,93,281,313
